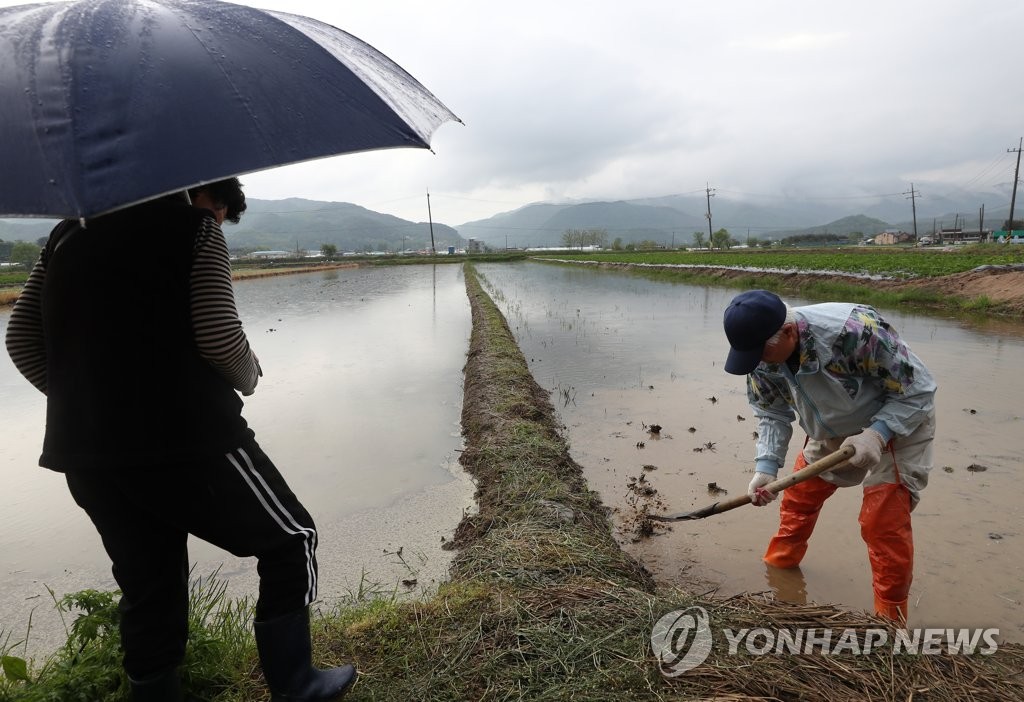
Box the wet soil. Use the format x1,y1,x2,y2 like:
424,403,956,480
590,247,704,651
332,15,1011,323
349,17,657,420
476,260,1024,642
618,263,1024,318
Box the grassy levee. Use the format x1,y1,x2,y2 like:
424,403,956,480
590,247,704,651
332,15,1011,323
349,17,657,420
3,262,1024,700
534,246,1024,318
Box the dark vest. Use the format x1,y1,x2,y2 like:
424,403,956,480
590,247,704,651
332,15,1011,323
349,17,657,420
40,198,252,471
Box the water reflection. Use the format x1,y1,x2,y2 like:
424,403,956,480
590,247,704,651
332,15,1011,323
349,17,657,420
477,261,1024,641
765,565,808,605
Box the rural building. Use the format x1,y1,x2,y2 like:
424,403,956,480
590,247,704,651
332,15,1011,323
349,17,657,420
934,228,988,244
874,230,914,246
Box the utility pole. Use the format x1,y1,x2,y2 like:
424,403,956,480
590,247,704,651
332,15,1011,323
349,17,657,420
426,189,436,255
903,183,919,240
979,204,985,242
705,183,715,244
1008,137,1022,234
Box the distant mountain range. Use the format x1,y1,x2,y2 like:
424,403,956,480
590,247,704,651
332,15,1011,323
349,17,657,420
0,198,463,254
2,185,1016,252
456,187,1018,249
221,198,462,253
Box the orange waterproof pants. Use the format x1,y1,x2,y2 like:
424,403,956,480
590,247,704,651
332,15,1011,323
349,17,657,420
764,451,914,622
763,453,837,568
860,482,913,622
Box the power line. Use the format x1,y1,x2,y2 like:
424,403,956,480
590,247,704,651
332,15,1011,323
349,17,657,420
958,151,1014,190
712,187,905,200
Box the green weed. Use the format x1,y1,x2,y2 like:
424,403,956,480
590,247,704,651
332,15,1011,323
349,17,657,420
0,571,255,702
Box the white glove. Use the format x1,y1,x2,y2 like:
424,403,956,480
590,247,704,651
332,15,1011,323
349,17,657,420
747,472,777,506
840,428,886,470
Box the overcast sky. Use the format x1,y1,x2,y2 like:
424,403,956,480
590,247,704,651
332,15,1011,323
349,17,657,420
5,0,1024,225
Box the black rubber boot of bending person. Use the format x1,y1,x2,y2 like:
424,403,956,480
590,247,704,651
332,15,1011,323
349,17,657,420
254,608,357,701
128,667,183,702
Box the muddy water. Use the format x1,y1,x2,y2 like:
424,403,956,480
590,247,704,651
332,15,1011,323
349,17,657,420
0,264,473,656
477,261,1024,642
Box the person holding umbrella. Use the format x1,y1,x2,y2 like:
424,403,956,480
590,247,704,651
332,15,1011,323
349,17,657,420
722,289,937,622
5,180,356,700
3,0,459,697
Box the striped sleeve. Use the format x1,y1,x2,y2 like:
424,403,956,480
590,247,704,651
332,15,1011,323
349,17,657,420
4,253,49,395
190,217,261,395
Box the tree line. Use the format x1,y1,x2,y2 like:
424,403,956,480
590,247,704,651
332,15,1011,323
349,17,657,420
0,238,45,266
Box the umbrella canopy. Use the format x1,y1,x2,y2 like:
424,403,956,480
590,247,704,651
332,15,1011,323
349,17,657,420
0,0,460,219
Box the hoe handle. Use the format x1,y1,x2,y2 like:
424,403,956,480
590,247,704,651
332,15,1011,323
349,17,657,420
650,445,855,522
762,444,855,497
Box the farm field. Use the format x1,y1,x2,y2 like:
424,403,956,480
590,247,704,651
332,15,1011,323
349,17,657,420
540,245,1024,278
535,245,1024,318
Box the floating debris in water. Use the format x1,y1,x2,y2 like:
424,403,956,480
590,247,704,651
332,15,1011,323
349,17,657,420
627,473,657,497
688,427,697,433
943,466,955,473
623,472,668,542
560,386,577,407
707,396,718,404
966,464,989,472
636,441,645,449
752,431,759,440
642,464,658,471
737,415,746,422
988,533,1003,541
965,408,978,414
649,424,662,434
703,441,717,452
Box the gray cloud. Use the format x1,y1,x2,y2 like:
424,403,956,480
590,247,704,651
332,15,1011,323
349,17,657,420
3,0,1020,224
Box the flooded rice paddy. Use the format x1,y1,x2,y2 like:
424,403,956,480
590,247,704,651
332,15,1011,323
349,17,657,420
0,264,473,655
2,258,1022,657
476,261,1024,642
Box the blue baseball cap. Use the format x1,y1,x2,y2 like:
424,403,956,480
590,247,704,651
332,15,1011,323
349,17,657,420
723,290,787,375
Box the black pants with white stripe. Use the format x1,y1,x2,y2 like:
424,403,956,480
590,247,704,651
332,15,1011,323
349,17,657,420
65,439,318,680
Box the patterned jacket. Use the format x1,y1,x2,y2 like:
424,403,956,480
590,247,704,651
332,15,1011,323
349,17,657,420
747,303,936,474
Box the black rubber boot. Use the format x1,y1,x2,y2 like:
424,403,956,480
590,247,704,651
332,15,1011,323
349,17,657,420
254,608,357,702
128,667,183,702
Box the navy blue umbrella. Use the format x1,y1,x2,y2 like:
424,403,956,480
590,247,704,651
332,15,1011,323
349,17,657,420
0,0,460,219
